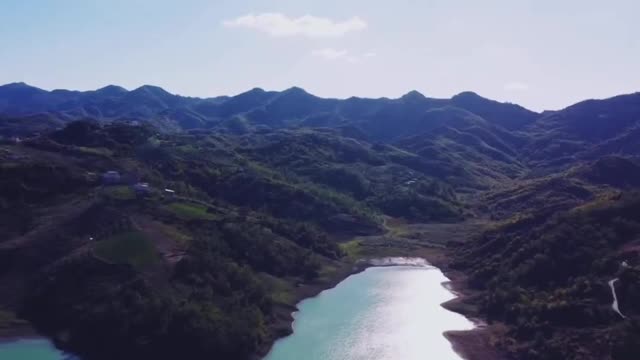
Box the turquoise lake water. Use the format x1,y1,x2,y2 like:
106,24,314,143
0,338,69,360
264,265,475,360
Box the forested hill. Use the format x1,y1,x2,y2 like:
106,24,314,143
0,121,466,359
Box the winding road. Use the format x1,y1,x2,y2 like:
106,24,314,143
608,278,626,319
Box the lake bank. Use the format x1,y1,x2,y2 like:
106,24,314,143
440,270,506,360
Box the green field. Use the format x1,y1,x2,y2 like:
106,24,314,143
94,231,158,268
103,185,136,200
339,239,361,258
165,202,217,221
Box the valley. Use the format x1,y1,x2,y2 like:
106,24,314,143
0,83,639,359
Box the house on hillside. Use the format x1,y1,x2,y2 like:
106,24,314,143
102,171,122,185
132,182,152,196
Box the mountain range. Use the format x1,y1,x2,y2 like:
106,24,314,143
0,82,537,133
3,82,640,189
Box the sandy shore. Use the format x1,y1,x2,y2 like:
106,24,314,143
440,271,506,360
417,245,505,360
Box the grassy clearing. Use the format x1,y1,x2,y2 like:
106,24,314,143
318,263,340,278
94,231,158,268
103,185,136,200
74,146,113,157
339,239,362,258
165,202,217,221
384,219,410,237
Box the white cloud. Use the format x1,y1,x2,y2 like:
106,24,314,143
504,82,529,91
312,48,349,60
311,48,376,64
345,56,359,64
222,13,367,38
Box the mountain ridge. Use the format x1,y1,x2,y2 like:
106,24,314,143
0,82,540,126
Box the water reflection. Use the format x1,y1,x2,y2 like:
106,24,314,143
265,265,474,360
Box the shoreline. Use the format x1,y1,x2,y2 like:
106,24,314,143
0,335,50,345
0,323,39,342
440,270,505,360
254,259,371,358
418,246,504,360
256,254,500,360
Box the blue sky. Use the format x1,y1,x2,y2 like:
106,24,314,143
0,0,638,111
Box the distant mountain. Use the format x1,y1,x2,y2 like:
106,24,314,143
451,91,538,130
532,93,640,142
524,93,640,167
0,83,222,131
395,111,529,189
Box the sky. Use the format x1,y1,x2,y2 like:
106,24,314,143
0,0,638,111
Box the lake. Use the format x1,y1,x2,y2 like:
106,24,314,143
264,264,475,360
0,338,72,360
